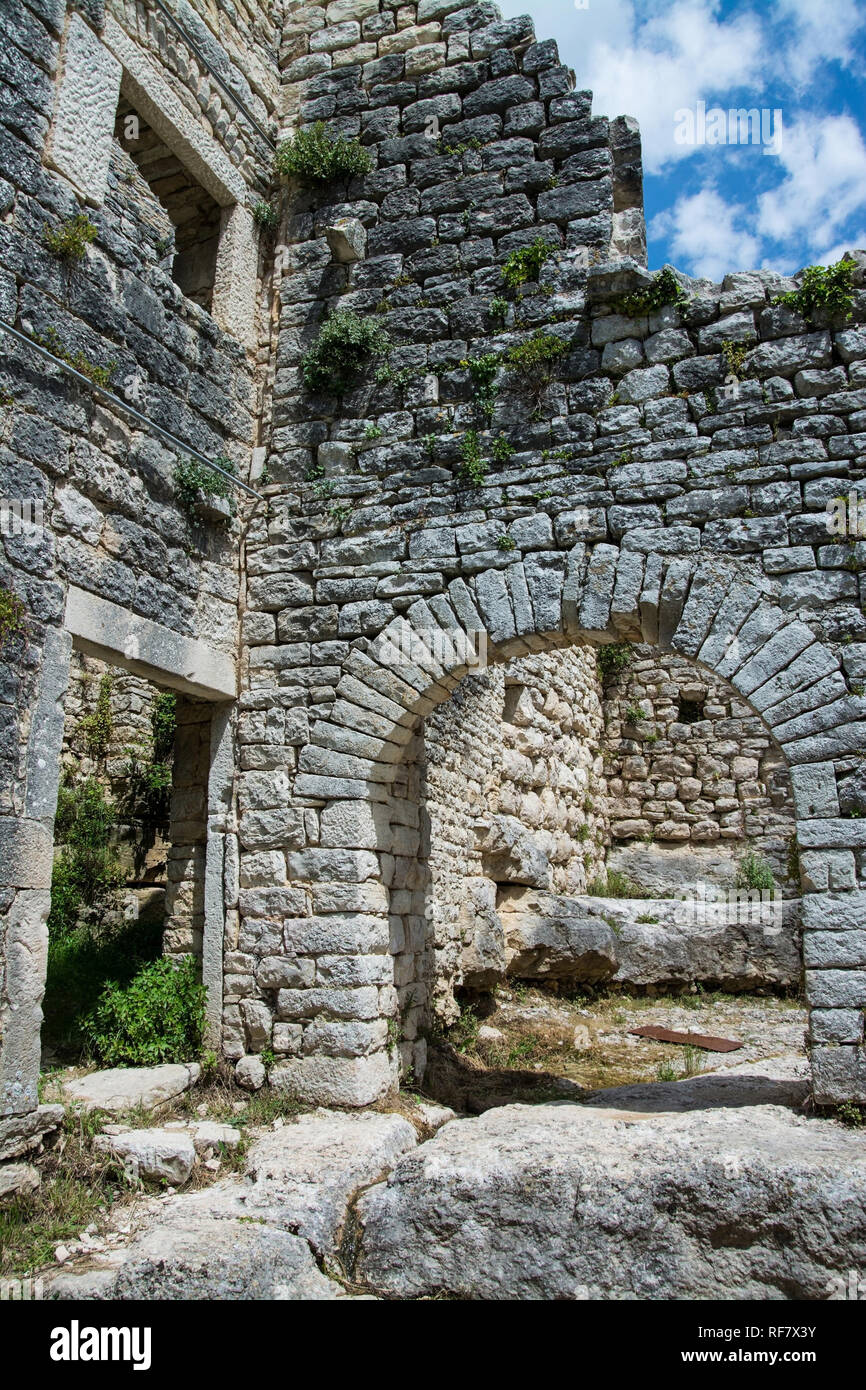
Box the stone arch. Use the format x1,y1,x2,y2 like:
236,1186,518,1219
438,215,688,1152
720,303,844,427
292,545,866,1107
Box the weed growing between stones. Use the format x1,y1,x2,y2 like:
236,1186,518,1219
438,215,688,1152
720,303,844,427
586,868,649,898
458,429,487,486
42,212,97,263
275,121,372,183
0,584,25,651
173,456,236,525
721,339,750,378
121,690,176,830
35,326,115,388
616,266,688,317
81,672,114,761
736,851,776,892
491,433,513,464
505,330,567,378
465,352,499,422
302,309,391,395
252,199,280,233
501,237,556,290
596,642,633,684
774,258,855,323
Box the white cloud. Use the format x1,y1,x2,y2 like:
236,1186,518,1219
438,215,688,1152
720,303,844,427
650,188,762,281
774,0,866,84
757,115,866,253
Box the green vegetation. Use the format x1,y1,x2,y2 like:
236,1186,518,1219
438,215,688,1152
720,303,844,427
596,642,633,683
489,295,508,321
721,339,750,378
363,423,383,440
87,954,206,1067
586,869,644,898
466,352,499,420
774,258,855,323
43,213,97,263
505,331,567,378
301,308,391,395
81,672,114,761
496,534,516,551
835,1101,864,1128
624,703,647,724
736,851,776,892
173,456,237,524
275,121,372,183
617,266,688,318
252,200,280,233
36,326,115,389
491,433,513,464
0,585,25,651
458,429,487,486
501,237,556,290
121,690,176,830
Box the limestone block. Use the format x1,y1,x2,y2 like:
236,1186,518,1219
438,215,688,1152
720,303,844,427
45,14,121,205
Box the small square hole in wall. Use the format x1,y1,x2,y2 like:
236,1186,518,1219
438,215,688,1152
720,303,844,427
678,697,705,724
114,97,222,311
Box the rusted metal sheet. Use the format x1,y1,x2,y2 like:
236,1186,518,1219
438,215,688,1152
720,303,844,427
628,1025,743,1053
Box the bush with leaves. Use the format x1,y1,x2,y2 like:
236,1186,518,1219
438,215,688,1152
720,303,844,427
275,121,372,184
86,954,206,1067
81,672,114,760
596,642,633,683
458,429,487,486
301,309,391,395
617,267,688,318
501,237,556,290
505,331,567,378
43,213,97,263
773,258,855,323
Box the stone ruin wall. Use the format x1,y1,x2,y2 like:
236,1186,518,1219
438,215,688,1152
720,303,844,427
602,649,797,887
3,0,866,1132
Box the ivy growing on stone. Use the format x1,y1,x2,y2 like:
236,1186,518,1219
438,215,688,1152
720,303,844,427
773,258,856,323
275,121,372,183
42,212,97,263
617,267,688,318
302,309,391,395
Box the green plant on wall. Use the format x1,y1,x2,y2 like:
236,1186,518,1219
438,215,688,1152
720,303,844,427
42,213,97,263
173,456,236,525
275,121,372,183
458,429,487,486
736,851,776,892
465,352,499,422
81,673,114,761
0,585,25,651
252,199,280,233
121,690,177,830
301,309,391,395
501,237,556,290
773,258,856,323
616,267,688,318
47,779,124,943
505,331,567,381
596,642,633,684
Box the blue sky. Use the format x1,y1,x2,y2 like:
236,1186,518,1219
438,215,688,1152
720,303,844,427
497,0,866,281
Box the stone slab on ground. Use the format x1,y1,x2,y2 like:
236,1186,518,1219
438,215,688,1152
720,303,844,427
182,1107,417,1256
49,1216,346,1301
498,886,617,980
355,1101,866,1300
94,1129,196,1185
61,1064,201,1115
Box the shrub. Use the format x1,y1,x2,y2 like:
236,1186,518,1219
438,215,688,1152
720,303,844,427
275,121,372,183
596,642,633,683
43,213,97,263
501,237,556,290
773,258,855,323
86,954,207,1067
458,429,487,486
121,690,176,830
617,267,688,317
491,433,513,463
489,296,508,321
173,456,236,523
301,309,391,394
0,585,25,651
505,331,567,377
48,780,123,941
496,534,516,551
586,869,644,898
736,851,775,892
466,351,499,420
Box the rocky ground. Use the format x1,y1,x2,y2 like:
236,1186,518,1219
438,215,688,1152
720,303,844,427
4,990,864,1301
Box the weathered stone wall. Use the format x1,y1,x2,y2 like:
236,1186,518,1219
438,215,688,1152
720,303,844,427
0,0,265,1139
225,0,866,1107
602,647,797,884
